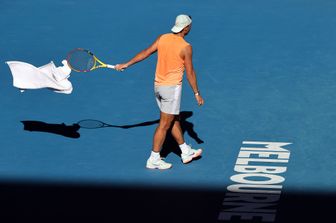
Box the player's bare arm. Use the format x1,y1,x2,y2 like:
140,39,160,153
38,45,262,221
182,45,204,106
115,36,161,71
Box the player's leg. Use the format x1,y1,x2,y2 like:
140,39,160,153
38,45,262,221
152,112,175,152
171,115,185,145
146,112,175,170
171,115,203,164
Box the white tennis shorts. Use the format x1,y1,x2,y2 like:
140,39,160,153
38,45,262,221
154,85,182,115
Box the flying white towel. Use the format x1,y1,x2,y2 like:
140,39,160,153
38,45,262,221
6,60,73,94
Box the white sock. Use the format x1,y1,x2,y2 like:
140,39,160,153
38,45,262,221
179,143,190,154
150,151,160,161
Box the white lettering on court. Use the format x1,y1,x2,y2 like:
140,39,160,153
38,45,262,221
218,141,292,222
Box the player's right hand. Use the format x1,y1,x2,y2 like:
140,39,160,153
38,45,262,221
115,63,128,71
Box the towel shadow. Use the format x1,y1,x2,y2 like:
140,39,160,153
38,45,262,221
21,121,80,139
21,111,204,158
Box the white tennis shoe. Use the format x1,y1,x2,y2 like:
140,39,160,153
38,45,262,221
146,158,172,170
181,146,203,164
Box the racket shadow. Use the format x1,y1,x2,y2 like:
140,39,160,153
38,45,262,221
77,119,159,129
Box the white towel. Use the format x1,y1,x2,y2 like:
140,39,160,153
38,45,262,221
6,60,73,94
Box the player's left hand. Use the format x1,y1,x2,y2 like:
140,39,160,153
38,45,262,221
195,94,204,106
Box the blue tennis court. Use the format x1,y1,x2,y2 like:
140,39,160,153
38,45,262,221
1,0,336,222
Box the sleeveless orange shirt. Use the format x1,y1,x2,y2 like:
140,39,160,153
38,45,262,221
155,33,190,86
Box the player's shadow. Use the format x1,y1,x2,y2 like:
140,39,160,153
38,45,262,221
160,111,204,158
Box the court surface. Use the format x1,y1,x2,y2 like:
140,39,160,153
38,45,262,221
1,0,336,222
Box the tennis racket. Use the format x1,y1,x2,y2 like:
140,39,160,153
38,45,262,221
66,48,115,72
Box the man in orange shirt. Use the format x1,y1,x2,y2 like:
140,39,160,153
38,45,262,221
116,15,204,170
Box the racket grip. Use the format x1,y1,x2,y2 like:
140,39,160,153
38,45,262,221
106,64,116,69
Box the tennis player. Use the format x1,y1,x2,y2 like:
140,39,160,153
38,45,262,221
116,14,204,170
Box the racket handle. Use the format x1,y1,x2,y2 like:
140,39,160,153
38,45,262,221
106,64,115,69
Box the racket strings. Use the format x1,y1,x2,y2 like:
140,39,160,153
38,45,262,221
77,120,105,129
67,49,95,72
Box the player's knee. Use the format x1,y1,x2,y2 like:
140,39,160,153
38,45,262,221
158,120,173,131
158,123,170,131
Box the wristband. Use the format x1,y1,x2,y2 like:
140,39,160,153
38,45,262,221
194,91,200,96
